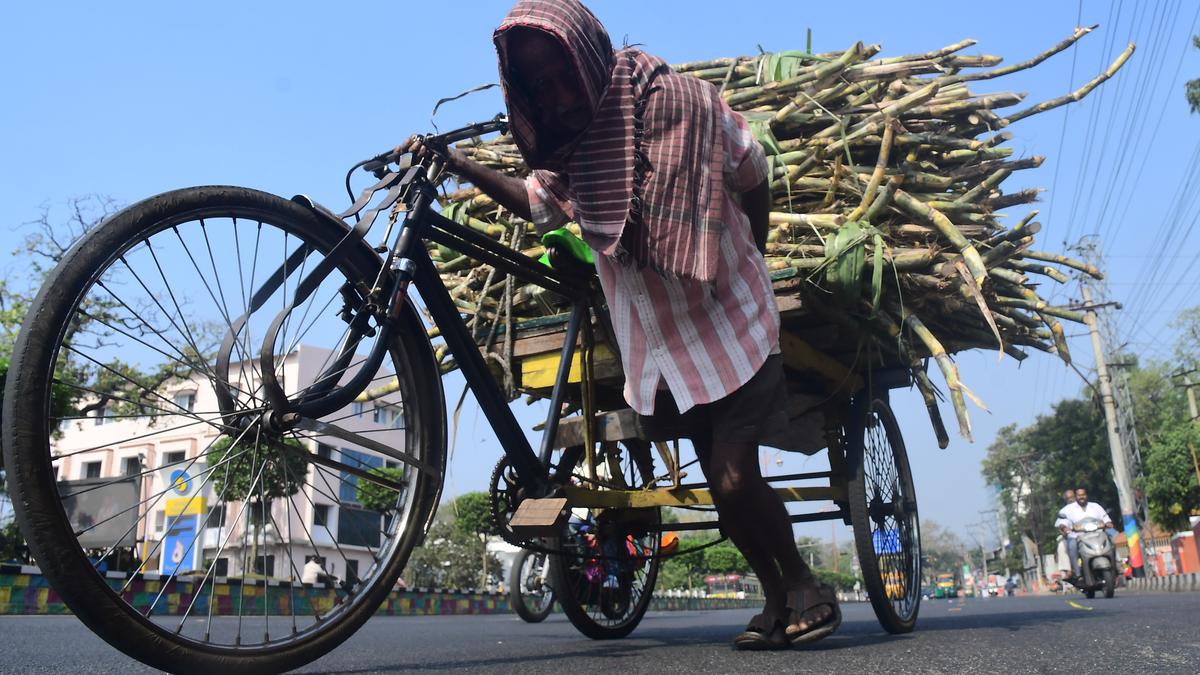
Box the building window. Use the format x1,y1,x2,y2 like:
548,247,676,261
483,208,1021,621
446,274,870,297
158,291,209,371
93,406,112,426
250,501,272,529
338,449,382,503
155,510,165,532
205,505,226,529
346,559,360,585
173,391,196,413
373,405,388,425
336,507,381,548
83,461,102,479
313,504,330,527
317,443,334,460
162,451,186,467
252,554,276,577
209,558,229,577
121,456,141,476
351,401,365,418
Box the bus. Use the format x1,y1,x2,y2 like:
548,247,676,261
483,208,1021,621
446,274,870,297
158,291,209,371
704,573,762,599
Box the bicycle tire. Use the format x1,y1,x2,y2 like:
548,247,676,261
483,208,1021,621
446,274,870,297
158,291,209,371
552,440,660,639
509,549,555,623
2,186,446,674
846,392,922,634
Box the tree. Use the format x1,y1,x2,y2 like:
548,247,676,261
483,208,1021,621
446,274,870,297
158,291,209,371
355,466,406,514
0,520,29,563
206,435,308,575
404,510,500,589
702,541,749,574
657,533,719,591
1124,313,1200,532
1188,35,1200,114
0,197,211,456
1138,423,1200,531
794,535,825,569
982,396,1118,581
920,520,967,580
452,491,498,589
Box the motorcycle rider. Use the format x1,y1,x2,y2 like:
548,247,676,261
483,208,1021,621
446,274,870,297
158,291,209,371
1055,486,1114,582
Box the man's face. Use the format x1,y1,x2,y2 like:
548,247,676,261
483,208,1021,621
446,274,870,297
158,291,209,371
509,30,593,143
1075,488,1088,506
1063,489,1075,504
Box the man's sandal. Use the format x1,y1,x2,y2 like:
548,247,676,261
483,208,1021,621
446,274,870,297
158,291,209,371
785,584,842,646
732,613,789,651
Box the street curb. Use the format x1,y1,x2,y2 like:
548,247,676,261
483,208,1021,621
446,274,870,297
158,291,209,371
1125,573,1200,593
0,568,762,616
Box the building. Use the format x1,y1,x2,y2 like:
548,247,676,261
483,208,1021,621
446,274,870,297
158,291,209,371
51,345,408,584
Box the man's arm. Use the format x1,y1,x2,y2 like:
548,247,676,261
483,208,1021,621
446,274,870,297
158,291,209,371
398,136,532,221
447,150,533,221
742,177,771,255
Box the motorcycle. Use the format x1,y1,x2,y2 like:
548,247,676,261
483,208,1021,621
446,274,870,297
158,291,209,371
1066,517,1117,599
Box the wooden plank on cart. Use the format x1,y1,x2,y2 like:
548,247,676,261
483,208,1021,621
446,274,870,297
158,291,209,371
552,408,644,449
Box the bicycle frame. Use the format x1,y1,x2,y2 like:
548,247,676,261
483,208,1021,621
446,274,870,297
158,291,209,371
232,116,597,499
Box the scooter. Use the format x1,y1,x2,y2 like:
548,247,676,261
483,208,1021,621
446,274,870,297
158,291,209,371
1066,517,1118,599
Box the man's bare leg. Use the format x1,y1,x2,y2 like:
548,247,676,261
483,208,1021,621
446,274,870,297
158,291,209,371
695,436,835,635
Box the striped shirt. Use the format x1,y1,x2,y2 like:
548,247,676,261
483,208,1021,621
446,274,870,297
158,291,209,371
527,104,778,415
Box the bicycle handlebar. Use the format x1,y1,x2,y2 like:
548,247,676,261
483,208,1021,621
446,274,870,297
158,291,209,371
360,114,510,174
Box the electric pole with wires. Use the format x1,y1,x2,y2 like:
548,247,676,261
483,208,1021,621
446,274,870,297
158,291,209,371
1074,236,1152,577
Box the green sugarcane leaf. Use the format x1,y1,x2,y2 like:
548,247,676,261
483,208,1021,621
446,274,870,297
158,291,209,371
870,232,884,314
825,220,867,304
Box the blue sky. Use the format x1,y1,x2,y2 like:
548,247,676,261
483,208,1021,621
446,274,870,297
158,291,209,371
3,1,1199,548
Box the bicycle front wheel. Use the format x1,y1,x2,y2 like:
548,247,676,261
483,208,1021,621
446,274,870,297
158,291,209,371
2,186,446,674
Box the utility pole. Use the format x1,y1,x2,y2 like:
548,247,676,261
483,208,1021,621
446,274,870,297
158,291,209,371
1081,282,1147,577
1184,378,1200,490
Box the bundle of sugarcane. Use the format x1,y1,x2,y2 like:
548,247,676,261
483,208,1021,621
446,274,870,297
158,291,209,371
428,27,1132,443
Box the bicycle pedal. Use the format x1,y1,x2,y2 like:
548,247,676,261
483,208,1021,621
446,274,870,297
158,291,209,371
509,497,569,538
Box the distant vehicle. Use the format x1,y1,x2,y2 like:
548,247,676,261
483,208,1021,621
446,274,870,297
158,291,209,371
1064,516,1118,599
704,573,762,599
934,573,958,599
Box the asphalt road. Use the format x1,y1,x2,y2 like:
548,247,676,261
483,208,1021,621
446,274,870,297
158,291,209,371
0,592,1197,674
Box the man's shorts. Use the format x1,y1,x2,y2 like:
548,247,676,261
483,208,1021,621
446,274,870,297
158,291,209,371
639,354,787,444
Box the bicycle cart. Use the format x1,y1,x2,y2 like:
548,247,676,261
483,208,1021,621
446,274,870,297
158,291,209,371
487,266,922,638
1,116,919,674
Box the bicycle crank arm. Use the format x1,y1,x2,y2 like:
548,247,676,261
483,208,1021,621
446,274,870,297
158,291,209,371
292,416,441,479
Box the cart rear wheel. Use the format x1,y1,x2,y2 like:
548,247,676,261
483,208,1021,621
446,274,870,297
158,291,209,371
847,392,921,634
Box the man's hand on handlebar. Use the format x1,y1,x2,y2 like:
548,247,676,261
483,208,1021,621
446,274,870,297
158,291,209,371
394,135,467,174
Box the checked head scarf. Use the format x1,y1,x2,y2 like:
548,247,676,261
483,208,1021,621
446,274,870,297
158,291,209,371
494,0,730,282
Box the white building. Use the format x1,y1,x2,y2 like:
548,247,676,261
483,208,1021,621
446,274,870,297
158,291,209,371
51,345,408,584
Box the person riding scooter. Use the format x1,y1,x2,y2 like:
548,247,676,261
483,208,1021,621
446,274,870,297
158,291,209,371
1055,486,1116,589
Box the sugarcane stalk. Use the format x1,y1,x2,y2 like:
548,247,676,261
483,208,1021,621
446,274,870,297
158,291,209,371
1018,250,1103,279
1005,43,1136,124
891,309,975,440
912,366,951,449
847,118,896,221
948,25,1098,84
890,186,988,285
1005,259,1069,283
